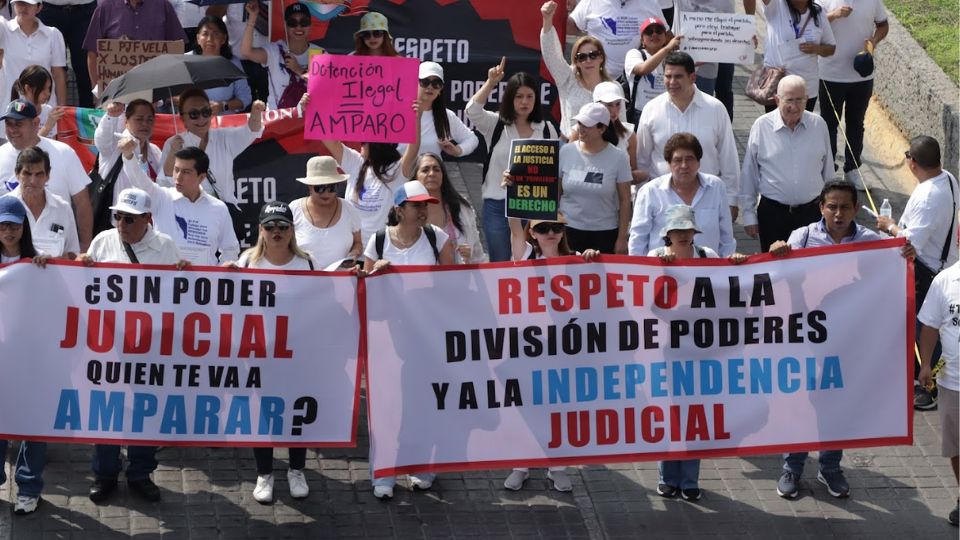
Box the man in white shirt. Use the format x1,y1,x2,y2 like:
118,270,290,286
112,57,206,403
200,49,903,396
636,51,740,219
818,0,888,189
568,0,663,77
78,187,184,505
2,146,79,258
739,75,832,251
878,135,958,410
120,139,239,265
0,99,92,250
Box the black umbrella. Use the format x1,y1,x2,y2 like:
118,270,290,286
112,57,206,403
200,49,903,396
99,55,247,105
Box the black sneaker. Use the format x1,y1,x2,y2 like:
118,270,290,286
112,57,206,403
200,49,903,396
949,499,958,526
88,478,118,503
656,483,678,498
680,488,702,501
817,470,850,498
127,478,161,502
914,386,937,410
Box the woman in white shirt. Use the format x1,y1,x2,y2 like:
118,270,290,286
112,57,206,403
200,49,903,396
160,87,265,206
414,61,478,159
467,61,559,262
95,99,163,212
572,81,644,185
291,155,363,270
224,201,314,504
414,153,487,264
539,0,613,138
760,0,836,112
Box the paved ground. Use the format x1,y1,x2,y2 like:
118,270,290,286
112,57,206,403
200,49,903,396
3,45,956,540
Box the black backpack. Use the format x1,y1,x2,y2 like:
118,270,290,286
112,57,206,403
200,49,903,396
374,226,439,262
86,155,124,236
481,120,556,182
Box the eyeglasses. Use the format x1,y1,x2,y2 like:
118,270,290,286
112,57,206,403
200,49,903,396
643,26,665,36
532,223,565,234
574,50,602,63
419,78,443,89
359,30,385,39
262,221,291,232
904,151,913,161
0,222,23,230
186,107,213,120
286,17,311,28
113,213,139,224
312,184,340,194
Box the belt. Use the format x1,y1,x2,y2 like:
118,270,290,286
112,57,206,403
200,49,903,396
759,196,819,213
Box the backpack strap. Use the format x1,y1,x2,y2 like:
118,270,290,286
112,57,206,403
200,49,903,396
422,225,440,263
936,172,957,270
307,258,314,270
628,50,645,115
481,120,506,182
375,228,386,259
802,225,811,248
696,246,706,258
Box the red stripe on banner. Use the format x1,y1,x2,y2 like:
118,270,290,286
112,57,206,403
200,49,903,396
372,435,914,478
353,274,369,447
0,433,352,448
906,256,916,442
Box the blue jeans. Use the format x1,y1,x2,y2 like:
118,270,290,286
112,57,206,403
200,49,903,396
92,444,158,481
658,459,700,489
482,198,511,262
783,450,842,475
0,440,47,497
694,76,716,96
715,63,735,120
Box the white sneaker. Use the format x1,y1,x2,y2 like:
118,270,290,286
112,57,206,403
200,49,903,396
844,169,865,190
409,474,434,490
14,495,39,515
373,485,394,499
547,470,573,492
287,469,309,499
503,470,529,491
253,474,274,503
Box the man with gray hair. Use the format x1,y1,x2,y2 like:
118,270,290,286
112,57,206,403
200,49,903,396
739,75,833,251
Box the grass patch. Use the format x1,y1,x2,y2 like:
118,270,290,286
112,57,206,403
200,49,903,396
884,0,959,84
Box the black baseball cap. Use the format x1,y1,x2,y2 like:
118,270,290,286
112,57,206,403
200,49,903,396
259,201,294,225
0,99,38,121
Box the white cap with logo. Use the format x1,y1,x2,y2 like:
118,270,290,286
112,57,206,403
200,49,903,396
110,188,152,215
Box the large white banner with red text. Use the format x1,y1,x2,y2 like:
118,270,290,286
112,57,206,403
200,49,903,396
0,260,361,447
364,241,914,477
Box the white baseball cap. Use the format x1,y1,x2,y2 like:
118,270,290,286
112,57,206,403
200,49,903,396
110,188,152,215
593,81,625,104
573,102,609,128
418,61,444,82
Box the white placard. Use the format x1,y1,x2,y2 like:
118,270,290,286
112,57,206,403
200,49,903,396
679,12,756,64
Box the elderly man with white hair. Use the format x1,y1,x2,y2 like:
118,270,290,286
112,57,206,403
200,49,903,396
739,75,833,251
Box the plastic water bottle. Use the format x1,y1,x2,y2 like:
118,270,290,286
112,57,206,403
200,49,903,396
879,199,892,219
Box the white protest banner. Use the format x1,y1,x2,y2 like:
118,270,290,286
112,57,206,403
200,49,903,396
0,261,361,447
364,241,913,477
678,12,755,64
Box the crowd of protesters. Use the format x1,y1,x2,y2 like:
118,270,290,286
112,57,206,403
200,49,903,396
0,0,955,527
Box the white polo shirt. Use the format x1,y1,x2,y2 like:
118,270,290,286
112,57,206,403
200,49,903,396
819,0,887,83
86,227,181,265
896,171,959,272
918,261,960,391
3,188,79,256
122,156,240,265
0,137,90,203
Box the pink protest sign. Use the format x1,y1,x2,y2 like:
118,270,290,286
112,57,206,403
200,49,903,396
304,54,419,144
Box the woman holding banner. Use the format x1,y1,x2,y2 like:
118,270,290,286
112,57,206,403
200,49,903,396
159,86,265,207
413,153,487,264
467,60,559,262
412,61,479,160
291,155,363,270
558,102,633,254
539,1,614,138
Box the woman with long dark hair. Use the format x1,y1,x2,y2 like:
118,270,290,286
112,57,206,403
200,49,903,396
412,61,478,159
760,0,836,111
413,153,487,264
467,60,559,261
352,12,398,57
12,65,60,138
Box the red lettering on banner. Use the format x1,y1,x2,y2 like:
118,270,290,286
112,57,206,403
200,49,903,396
237,315,267,358
183,313,211,357
160,312,174,355
496,272,673,314
87,309,115,353
654,276,678,309
596,409,618,445
59,306,79,348
122,311,152,353
549,274,574,311
579,274,601,309
498,278,521,314
606,273,624,308
641,406,664,442
528,276,546,313
274,316,293,359
547,404,731,449
218,313,232,357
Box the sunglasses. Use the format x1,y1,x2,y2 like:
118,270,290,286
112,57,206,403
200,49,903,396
262,221,291,232
532,223,565,234
574,50,601,63
286,17,311,28
186,107,213,120
904,151,913,161
419,78,443,89
643,26,665,36
359,30,385,39
312,184,341,194
113,213,139,224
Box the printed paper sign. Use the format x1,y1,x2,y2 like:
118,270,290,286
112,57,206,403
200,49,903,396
96,40,185,88
304,54,419,143
364,241,913,477
0,261,361,447
506,139,560,221
678,12,755,64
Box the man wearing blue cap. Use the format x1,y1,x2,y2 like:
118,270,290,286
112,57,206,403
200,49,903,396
818,0,889,190
0,99,92,250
